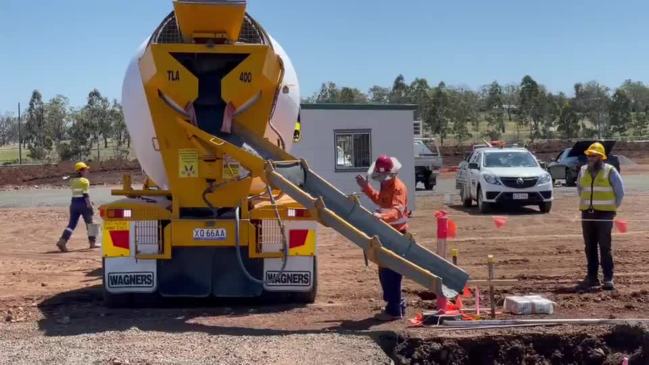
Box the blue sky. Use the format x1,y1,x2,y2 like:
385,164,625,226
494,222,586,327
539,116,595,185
1,0,648,113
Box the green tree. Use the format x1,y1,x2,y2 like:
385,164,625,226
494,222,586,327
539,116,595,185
339,87,368,103
447,88,476,144
314,82,340,103
429,82,450,145
82,89,112,160
573,81,610,138
407,78,432,121
556,100,580,139
368,85,390,103
608,89,632,137
502,84,521,140
45,95,70,144
637,106,649,137
389,74,410,104
25,90,52,160
0,114,17,146
483,81,505,136
107,100,130,158
519,75,540,139
619,80,649,113
58,108,93,161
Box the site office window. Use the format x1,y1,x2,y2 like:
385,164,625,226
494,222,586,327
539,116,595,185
334,129,371,172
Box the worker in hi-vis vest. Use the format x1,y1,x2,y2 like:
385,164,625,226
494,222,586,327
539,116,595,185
56,162,96,252
576,142,624,291
356,155,409,321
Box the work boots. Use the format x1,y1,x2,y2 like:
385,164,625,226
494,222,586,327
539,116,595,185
89,237,98,249
576,276,600,290
56,238,68,253
602,279,615,291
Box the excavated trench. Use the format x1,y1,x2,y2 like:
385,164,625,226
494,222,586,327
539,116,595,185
392,324,649,365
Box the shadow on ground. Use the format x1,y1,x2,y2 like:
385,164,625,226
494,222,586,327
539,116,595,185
447,203,543,216
36,286,400,357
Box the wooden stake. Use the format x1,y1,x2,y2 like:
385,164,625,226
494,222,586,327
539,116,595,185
451,248,458,265
488,255,496,319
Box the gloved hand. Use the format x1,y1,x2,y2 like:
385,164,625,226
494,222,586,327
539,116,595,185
373,212,383,219
355,175,369,189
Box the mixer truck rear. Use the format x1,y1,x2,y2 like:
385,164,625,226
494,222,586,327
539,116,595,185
100,0,469,307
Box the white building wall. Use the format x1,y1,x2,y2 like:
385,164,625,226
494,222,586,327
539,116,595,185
291,107,416,211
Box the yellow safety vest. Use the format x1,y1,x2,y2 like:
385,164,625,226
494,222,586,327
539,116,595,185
579,164,616,212
70,177,90,198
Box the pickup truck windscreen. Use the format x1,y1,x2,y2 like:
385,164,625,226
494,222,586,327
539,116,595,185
484,151,538,168
414,140,436,156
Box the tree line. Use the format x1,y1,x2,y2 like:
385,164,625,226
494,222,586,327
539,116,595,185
0,89,128,162
305,76,649,145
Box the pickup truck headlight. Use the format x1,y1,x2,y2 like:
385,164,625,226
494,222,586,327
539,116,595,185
538,173,552,184
483,174,501,185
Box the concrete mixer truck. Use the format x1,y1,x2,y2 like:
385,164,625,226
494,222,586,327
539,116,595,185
99,0,469,307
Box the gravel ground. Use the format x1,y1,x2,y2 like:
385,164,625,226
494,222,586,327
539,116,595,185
0,323,392,365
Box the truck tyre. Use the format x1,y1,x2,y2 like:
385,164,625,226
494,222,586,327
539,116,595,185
424,180,434,190
292,258,318,304
566,168,577,187
477,187,491,214
539,202,552,214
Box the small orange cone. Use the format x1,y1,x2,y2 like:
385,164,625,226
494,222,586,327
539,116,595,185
614,219,628,234
493,216,508,229
448,219,457,238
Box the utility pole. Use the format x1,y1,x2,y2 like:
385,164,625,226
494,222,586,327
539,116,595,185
17,102,22,165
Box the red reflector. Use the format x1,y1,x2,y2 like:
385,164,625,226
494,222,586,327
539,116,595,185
289,229,308,249
107,209,132,219
99,208,105,218
109,230,129,249
296,209,309,217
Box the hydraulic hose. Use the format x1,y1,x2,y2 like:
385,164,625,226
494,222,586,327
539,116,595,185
234,184,289,284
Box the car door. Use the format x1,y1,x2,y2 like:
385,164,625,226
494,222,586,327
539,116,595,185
468,152,482,198
455,151,472,189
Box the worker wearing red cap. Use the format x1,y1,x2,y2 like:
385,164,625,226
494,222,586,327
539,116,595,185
56,162,97,252
356,155,409,320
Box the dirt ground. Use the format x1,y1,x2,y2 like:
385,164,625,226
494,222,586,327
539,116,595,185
1,168,649,364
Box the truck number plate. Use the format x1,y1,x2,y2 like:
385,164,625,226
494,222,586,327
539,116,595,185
193,228,227,241
513,193,528,200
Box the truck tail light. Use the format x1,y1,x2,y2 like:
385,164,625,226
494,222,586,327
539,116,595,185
107,209,132,218
288,208,309,218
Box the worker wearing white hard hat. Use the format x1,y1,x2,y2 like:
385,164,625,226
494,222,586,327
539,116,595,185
356,155,410,321
56,162,97,252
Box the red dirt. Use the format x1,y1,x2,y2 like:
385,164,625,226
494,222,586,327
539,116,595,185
439,141,649,167
1,189,649,333
0,159,143,188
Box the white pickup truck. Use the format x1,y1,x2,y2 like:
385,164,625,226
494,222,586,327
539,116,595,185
456,147,554,213
414,138,442,190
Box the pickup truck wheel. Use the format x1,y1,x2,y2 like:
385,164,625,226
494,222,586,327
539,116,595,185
477,187,491,213
539,202,552,214
566,168,577,187
461,186,472,207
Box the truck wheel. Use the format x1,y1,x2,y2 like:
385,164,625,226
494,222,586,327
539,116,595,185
424,181,434,190
461,186,472,207
566,168,577,187
477,188,491,213
292,258,318,304
539,202,552,214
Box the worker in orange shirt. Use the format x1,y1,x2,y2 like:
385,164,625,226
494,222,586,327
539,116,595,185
356,155,409,321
